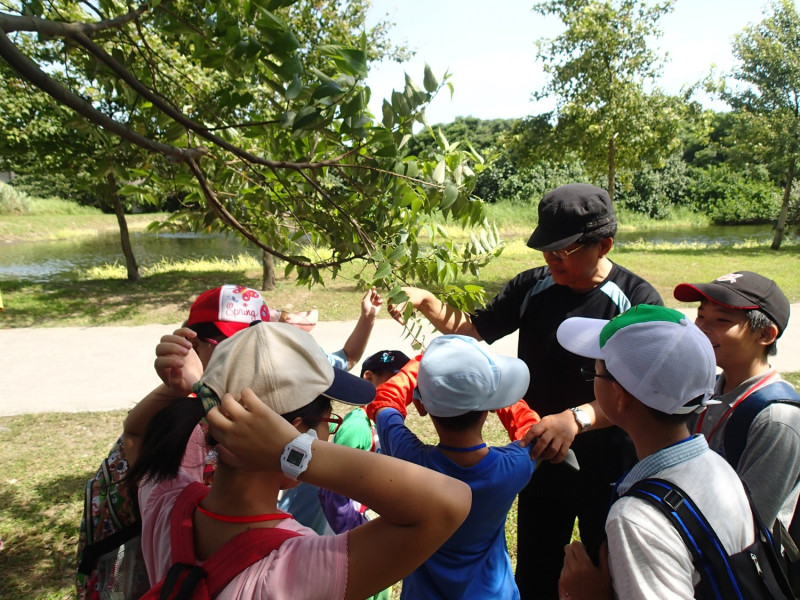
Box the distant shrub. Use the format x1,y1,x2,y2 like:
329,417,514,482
474,158,591,204
0,181,29,214
0,181,101,216
687,165,781,225
615,156,691,219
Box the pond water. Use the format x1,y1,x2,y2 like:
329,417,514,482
0,231,255,282
0,224,789,283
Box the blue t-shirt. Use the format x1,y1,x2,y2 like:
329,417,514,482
377,408,536,600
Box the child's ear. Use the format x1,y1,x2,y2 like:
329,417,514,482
756,323,779,347
612,381,631,414
412,397,427,416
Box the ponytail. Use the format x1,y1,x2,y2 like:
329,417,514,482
125,397,206,486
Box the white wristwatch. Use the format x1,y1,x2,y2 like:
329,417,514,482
570,407,592,433
280,431,317,480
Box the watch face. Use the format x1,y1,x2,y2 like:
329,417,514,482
286,448,305,467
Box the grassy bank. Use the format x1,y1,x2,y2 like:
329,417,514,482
1,209,799,328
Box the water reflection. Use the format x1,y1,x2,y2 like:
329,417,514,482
0,231,255,281
0,224,790,283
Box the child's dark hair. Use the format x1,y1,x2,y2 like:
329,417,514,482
431,410,485,432
644,402,698,425
746,309,778,356
186,322,225,340
126,394,331,486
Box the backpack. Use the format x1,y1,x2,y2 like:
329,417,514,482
77,427,219,600
723,381,800,472
76,436,149,600
141,482,301,600
623,477,794,600
722,380,800,595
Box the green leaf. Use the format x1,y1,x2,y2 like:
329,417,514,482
442,182,458,209
285,75,302,100
432,160,446,184
266,0,297,9
117,184,141,195
423,64,438,93
292,106,319,130
311,81,345,101
382,100,394,128
374,261,392,279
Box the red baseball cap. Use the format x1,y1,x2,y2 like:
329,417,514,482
186,285,270,338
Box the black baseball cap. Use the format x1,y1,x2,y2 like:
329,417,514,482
360,350,411,377
527,183,617,251
674,271,790,337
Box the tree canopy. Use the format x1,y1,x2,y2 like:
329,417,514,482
0,0,501,311
718,0,800,248
526,0,683,201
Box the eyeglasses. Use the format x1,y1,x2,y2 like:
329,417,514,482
580,363,616,382
308,414,344,435
546,244,584,260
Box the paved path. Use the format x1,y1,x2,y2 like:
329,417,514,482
2,307,799,417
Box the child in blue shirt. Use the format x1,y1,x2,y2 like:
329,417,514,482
366,335,536,599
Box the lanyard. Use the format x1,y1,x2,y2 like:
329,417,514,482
696,369,780,442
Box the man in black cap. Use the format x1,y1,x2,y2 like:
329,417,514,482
391,183,663,599
674,271,800,544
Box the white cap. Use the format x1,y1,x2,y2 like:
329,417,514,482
556,305,716,415
415,335,530,418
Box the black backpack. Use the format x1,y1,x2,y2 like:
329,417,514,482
623,478,794,600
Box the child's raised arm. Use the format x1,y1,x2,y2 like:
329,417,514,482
340,287,383,370
207,390,471,600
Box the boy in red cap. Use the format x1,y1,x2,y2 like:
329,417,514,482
674,272,800,542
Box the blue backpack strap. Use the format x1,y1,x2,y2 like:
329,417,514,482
724,381,800,470
624,478,742,600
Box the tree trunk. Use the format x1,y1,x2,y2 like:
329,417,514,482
771,159,796,250
607,134,616,203
262,249,275,291
107,172,140,282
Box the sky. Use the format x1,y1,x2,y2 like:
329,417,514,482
364,0,790,125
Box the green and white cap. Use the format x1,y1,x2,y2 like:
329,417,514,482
556,304,717,415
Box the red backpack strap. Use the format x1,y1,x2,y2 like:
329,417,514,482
145,482,302,599
169,482,210,565
200,526,302,595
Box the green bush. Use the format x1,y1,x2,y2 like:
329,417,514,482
0,181,100,216
0,181,28,214
474,158,590,204
687,165,781,225
615,156,691,219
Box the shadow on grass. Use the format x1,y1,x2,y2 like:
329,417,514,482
0,470,94,599
2,268,261,328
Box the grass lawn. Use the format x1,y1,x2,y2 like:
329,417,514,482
4,373,800,599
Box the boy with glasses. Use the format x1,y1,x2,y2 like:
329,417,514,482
556,305,755,600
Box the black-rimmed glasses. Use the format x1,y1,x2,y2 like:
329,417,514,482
580,363,616,382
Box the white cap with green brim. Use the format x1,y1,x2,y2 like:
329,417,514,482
556,304,717,415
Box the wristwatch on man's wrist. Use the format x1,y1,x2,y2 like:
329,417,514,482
569,407,592,433
280,431,317,480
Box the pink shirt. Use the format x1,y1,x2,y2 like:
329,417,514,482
139,426,349,600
